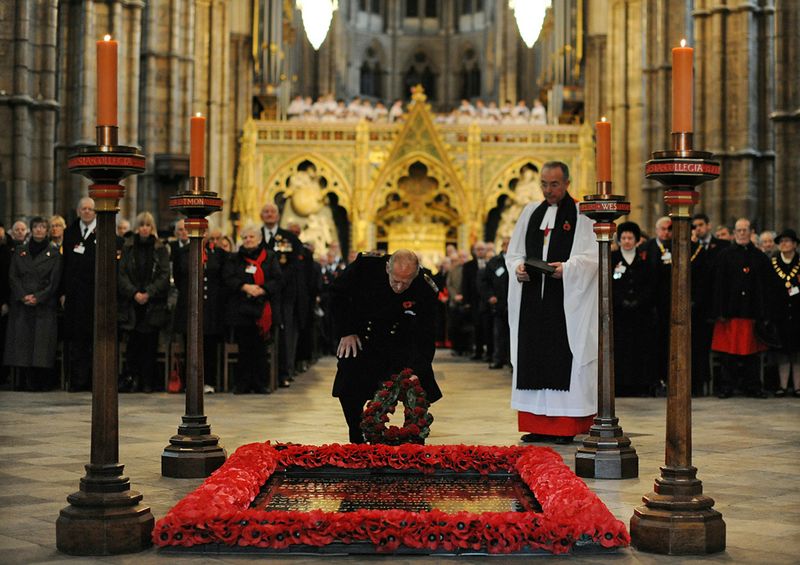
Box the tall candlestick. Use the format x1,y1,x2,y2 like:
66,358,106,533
96,35,118,127
190,113,206,178
596,117,612,184
672,39,693,133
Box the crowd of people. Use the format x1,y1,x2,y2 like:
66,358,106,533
0,199,354,395
1,195,796,405
286,94,549,125
429,214,798,401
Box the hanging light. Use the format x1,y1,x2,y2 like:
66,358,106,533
298,0,338,50
509,0,551,49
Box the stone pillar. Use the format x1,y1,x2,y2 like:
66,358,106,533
772,0,799,230
693,0,774,229
0,0,60,221
607,0,647,225
583,0,608,124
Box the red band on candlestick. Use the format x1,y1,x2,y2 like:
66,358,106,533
595,119,611,183
672,41,693,133
190,114,206,178
96,36,118,127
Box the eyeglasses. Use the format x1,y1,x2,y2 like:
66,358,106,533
691,224,703,229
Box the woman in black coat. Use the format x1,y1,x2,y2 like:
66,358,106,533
4,217,62,390
223,225,282,393
611,222,654,396
771,229,800,396
118,212,170,392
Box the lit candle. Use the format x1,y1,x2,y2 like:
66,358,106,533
672,39,693,133
190,113,206,178
596,117,611,184
96,35,118,126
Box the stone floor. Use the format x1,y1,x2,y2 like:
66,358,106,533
0,350,798,564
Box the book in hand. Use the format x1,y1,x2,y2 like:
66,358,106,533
524,258,556,276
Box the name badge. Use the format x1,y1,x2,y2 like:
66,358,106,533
245,265,257,275
661,251,672,264
73,243,85,255
790,286,799,297
494,266,505,277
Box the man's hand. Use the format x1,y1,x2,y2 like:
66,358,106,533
488,296,498,305
23,294,37,306
337,334,362,358
515,263,530,282
454,293,463,303
549,262,564,279
134,292,149,305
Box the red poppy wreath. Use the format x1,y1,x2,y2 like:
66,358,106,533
361,368,433,445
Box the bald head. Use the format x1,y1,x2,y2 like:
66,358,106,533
386,249,420,294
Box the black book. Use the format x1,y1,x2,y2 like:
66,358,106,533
524,258,556,276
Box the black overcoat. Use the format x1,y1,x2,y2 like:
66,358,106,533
712,242,771,321
117,235,171,332
611,249,654,396
223,246,282,328
769,253,800,353
4,241,62,368
330,254,442,402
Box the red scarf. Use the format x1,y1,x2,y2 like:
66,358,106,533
244,248,273,337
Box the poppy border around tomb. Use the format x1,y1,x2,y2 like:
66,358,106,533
153,442,630,554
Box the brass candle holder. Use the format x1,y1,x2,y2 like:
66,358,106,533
630,131,725,554
56,125,154,555
160,175,226,478
575,185,638,479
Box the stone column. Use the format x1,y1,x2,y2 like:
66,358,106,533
772,0,799,230
693,0,774,228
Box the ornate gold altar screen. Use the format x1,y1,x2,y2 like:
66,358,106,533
234,87,591,264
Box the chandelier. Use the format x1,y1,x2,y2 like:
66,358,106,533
298,0,338,50
509,0,551,48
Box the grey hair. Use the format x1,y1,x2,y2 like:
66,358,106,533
541,161,570,182
239,223,263,242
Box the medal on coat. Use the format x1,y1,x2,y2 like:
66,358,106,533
562,220,571,232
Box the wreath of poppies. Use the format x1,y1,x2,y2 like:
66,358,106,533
360,368,433,445
153,442,631,554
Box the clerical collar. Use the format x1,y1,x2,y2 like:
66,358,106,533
81,219,96,237
621,248,636,264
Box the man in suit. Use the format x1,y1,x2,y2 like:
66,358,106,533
260,203,308,387
61,197,98,391
690,213,730,395
462,241,491,361
642,216,672,395
485,236,511,369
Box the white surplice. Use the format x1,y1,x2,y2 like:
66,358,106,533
505,200,599,417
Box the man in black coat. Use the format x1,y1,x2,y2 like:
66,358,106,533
484,236,510,369
331,250,442,443
711,218,771,398
690,213,729,395
260,203,309,387
461,242,491,360
641,216,672,395
61,197,98,391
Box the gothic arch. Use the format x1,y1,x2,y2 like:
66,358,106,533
481,157,547,217
368,152,468,221
260,153,353,219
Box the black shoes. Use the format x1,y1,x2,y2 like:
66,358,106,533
488,362,505,369
279,379,291,388
520,433,573,444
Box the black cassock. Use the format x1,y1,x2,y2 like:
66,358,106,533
330,254,442,403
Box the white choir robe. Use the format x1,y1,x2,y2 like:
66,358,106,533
505,200,599,420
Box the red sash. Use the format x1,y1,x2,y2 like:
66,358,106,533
244,248,273,337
